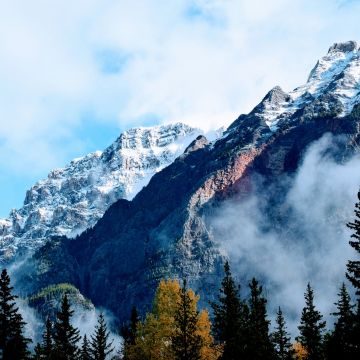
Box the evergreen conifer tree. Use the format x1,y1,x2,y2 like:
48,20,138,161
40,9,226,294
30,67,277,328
171,280,202,360
346,191,360,295
52,294,81,360
344,298,360,358
211,261,249,360
297,283,326,360
325,283,356,359
33,343,43,360
248,278,275,360
120,306,140,347
80,335,91,360
0,268,31,360
90,313,114,360
353,299,360,355
271,307,294,360
42,317,53,359
120,306,139,360
128,306,139,346
345,190,360,356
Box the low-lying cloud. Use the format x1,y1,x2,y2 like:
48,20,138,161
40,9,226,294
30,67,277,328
16,295,123,354
211,134,360,335
72,308,123,355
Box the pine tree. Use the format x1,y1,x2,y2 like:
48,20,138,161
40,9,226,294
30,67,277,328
52,294,81,360
171,280,202,360
345,190,360,357
296,283,326,360
42,317,53,359
271,307,294,360
33,343,43,360
80,335,91,360
248,278,275,360
32,318,53,360
347,190,360,295
350,299,360,356
325,283,356,359
211,261,248,360
128,306,139,346
90,313,114,360
0,268,31,360
121,306,139,360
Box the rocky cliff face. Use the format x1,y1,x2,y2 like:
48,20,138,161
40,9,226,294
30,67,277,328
0,123,203,262
251,40,360,130
11,41,360,322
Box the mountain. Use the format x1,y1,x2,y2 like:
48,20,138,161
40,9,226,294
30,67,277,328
254,40,360,131
27,283,95,321
0,123,204,262
11,41,360,323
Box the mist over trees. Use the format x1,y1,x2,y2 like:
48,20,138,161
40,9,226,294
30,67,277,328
346,191,360,294
1,190,360,359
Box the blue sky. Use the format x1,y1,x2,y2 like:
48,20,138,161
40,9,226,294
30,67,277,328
0,0,360,217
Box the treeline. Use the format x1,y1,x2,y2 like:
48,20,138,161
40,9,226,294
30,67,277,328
0,268,115,359
121,266,360,360
1,191,360,360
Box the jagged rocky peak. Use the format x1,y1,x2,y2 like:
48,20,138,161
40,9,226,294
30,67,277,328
328,40,358,54
251,86,291,127
184,135,209,155
307,41,359,84
253,40,360,131
263,86,290,105
115,122,195,149
247,86,288,131
0,122,204,262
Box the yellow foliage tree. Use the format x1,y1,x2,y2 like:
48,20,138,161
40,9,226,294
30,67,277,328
292,341,308,360
197,309,223,360
127,279,221,360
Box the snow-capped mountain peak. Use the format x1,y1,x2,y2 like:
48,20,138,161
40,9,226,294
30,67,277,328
0,122,204,262
307,41,358,84
257,41,360,130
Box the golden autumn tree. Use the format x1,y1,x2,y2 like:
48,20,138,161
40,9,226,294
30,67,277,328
196,307,223,360
292,341,308,360
128,279,180,360
127,279,221,360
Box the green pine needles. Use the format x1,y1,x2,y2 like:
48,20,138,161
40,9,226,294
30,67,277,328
0,269,31,360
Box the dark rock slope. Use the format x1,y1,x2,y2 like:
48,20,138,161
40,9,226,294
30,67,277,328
17,41,360,321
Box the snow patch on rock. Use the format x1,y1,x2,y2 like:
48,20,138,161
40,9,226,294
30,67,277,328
0,123,204,262
258,41,360,130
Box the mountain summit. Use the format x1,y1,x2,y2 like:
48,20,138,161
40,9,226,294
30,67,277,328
250,40,360,131
0,123,203,261
6,41,360,323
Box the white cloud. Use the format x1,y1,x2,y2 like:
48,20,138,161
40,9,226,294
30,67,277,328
211,134,360,335
0,0,360,177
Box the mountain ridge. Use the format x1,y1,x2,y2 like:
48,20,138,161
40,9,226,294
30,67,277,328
6,41,360,324
0,122,206,262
